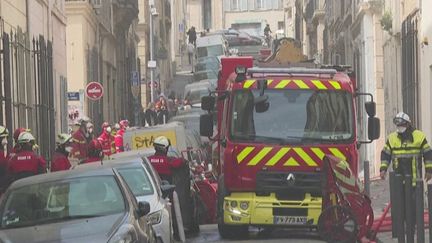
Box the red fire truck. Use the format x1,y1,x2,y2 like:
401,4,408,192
199,38,380,238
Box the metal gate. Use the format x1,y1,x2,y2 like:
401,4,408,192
0,26,55,162
401,10,419,126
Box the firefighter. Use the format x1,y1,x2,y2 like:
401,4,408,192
71,116,91,163
7,132,46,183
98,122,115,157
51,133,73,172
115,120,128,153
148,136,184,183
0,126,9,192
86,122,95,143
86,139,104,163
380,112,432,182
12,127,29,154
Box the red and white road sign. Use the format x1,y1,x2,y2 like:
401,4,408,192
85,82,104,100
147,81,159,89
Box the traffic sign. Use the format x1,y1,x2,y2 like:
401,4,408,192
147,81,159,89
85,82,104,100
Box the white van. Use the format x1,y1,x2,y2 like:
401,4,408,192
196,35,228,61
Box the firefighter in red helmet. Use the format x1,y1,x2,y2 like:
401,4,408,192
71,116,91,163
98,122,115,157
114,120,129,153
7,132,46,183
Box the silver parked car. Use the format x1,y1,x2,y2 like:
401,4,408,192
0,166,156,243
82,156,177,243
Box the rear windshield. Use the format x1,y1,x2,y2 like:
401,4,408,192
117,167,154,197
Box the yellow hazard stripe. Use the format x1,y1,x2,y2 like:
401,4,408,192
284,157,300,166
267,80,273,86
248,147,272,166
237,147,254,164
266,147,290,166
311,80,327,90
243,80,255,88
294,148,318,166
329,148,347,160
329,81,341,89
294,80,309,89
243,79,256,89
311,147,325,160
275,80,290,89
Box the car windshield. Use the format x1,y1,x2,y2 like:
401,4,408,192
116,167,154,197
197,45,223,59
0,176,125,229
230,89,354,144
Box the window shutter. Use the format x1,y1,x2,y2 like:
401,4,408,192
224,0,230,11
240,0,248,11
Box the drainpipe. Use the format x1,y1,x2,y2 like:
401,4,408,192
26,0,30,34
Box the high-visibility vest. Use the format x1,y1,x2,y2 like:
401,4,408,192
383,130,432,185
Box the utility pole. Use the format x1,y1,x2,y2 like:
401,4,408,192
148,0,158,103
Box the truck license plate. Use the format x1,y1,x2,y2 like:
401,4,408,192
273,216,307,225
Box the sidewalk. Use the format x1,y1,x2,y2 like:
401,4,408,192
370,177,430,242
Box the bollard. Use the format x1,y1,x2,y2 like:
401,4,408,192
428,184,432,243
364,160,370,197
395,174,406,243
389,172,397,238
415,179,425,243
405,175,415,243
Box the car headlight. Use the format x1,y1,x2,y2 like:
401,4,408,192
148,210,162,225
108,225,137,243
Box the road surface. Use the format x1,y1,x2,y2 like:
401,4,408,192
187,225,324,243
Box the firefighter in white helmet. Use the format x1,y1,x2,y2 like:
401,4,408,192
148,136,184,183
380,112,432,182
7,132,46,183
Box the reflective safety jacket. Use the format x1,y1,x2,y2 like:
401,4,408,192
147,155,184,180
7,150,46,182
71,129,88,161
98,132,115,157
114,129,125,153
51,152,71,172
380,129,432,185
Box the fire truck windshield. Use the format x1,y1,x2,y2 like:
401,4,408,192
230,89,354,144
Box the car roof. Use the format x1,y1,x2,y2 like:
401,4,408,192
76,157,148,171
9,165,116,189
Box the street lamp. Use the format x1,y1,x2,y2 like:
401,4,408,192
148,1,159,103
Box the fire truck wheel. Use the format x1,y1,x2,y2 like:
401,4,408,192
216,175,249,239
317,205,358,243
188,190,200,234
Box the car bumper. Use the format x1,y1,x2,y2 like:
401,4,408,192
223,192,322,226
152,209,171,243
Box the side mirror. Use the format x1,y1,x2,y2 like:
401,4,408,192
137,201,151,217
201,96,215,111
254,95,269,113
161,184,176,199
161,180,170,186
368,117,380,141
255,102,269,113
365,102,376,117
200,114,214,137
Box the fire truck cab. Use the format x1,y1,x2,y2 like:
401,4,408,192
200,38,380,238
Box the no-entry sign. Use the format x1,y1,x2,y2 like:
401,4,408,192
85,82,104,100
